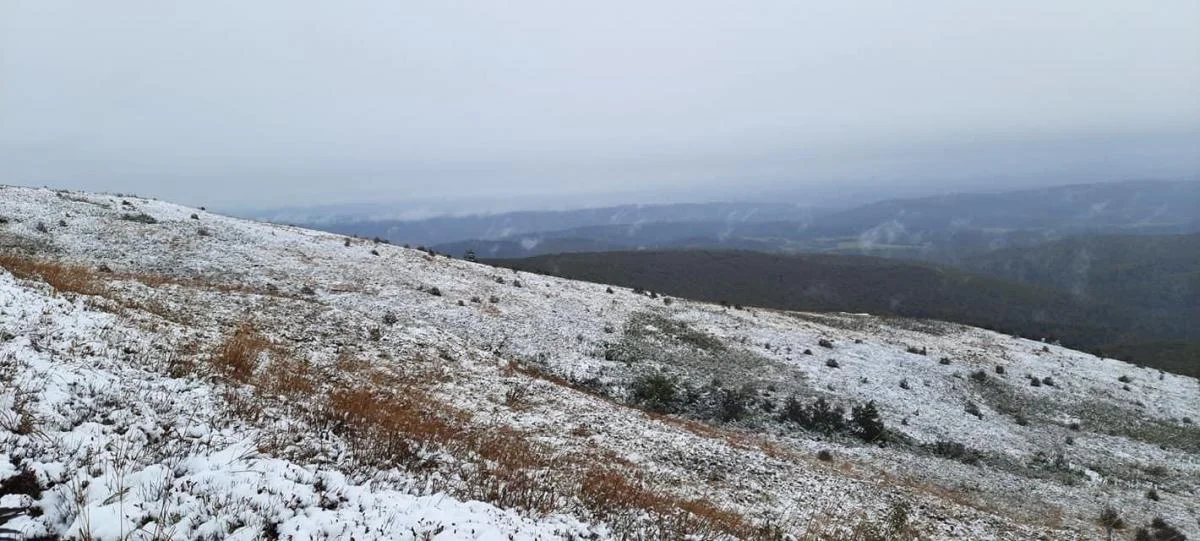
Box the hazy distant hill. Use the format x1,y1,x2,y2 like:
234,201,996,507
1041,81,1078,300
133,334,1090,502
814,179,1200,236
494,249,1200,377
963,233,1200,310
958,234,1200,373
303,201,822,247
432,180,1200,259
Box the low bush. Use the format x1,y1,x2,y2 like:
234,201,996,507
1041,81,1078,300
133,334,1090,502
1098,507,1126,540
779,396,848,436
929,440,983,465
715,386,754,422
0,466,41,499
850,401,886,443
120,212,158,224
629,374,678,413
965,401,983,419
1134,517,1186,541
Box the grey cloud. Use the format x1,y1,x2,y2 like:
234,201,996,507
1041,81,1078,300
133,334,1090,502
2,0,1197,209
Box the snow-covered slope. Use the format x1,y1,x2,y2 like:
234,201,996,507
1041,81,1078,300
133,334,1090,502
1,186,1197,540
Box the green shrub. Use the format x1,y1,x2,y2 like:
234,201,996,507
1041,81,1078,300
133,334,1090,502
716,386,754,422
930,440,983,465
850,401,886,443
630,374,678,413
806,397,846,435
1098,507,1126,540
1134,517,1185,541
120,212,158,224
779,395,808,425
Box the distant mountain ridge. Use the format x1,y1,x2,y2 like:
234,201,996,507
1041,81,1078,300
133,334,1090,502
303,201,823,247
419,180,1200,259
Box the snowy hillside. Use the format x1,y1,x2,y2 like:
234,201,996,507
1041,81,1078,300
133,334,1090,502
1,186,1197,540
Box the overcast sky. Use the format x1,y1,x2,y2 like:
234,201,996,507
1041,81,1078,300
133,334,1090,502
2,0,1198,211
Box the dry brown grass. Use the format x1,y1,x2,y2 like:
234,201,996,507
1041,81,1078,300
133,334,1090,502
0,253,104,296
258,356,317,398
503,384,532,410
195,322,986,539
0,391,36,436
210,323,271,382
327,386,470,465
317,364,796,538
578,465,760,539
196,321,944,539
201,331,775,538
322,380,768,537
117,271,296,299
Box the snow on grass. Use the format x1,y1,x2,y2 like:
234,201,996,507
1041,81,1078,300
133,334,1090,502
0,264,595,540
2,185,1199,540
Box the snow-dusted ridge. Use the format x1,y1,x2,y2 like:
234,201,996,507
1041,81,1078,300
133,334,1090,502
1,186,1197,540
